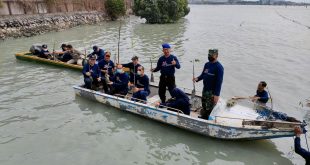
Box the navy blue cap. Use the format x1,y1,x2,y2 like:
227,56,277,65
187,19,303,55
93,46,98,51
42,44,47,48
89,55,96,59
162,43,171,49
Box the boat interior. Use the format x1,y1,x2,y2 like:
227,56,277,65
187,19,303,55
92,84,301,130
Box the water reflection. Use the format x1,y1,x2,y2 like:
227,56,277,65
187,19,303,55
131,17,188,59
75,96,292,164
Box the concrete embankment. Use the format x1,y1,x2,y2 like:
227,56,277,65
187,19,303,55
0,12,108,40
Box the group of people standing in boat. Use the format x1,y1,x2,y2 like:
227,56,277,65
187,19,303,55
35,42,225,119
81,43,225,119
36,42,276,120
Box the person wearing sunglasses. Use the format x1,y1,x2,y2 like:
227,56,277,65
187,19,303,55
82,55,102,90
193,49,224,120
131,66,150,103
98,51,115,93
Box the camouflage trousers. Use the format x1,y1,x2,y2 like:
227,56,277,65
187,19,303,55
200,90,215,119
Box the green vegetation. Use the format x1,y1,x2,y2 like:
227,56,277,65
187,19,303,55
133,0,190,24
105,0,126,20
0,0,3,8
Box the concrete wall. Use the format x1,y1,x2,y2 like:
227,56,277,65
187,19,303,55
0,12,108,40
0,2,10,15
0,0,132,16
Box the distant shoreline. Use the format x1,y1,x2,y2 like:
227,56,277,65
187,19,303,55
188,2,310,6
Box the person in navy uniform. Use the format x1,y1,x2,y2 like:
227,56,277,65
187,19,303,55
98,51,115,93
38,44,50,59
193,49,224,120
108,64,129,97
151,43,181,103
122,56,141,83
156,88,190,115
294,126,310,165
82,55,102,90
98,51,115,78
89,45,105,62
250,81,269,105
130,66,150,102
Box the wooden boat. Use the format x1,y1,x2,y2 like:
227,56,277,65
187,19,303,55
15,52,131,72
15,52,83,71
73,84,304,140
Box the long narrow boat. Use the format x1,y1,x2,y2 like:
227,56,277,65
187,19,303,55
15,52,83,71
15,52,131,72
73,84,304,140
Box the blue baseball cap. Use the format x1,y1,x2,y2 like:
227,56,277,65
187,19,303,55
162,43,171,49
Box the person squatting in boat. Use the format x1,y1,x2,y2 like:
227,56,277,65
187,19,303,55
82,55,103,90
232,81,300,122
98,51,115,93
38,44,51,59
129,66,150,103
107,64,129,97
156,87,191,115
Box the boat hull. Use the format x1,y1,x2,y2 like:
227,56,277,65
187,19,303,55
73,85,297,140
15,52,83,71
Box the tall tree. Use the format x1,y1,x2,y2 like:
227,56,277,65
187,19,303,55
105,0,126,20
133,0,190,24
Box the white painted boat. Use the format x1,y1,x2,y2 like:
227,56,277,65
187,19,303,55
73,84,303,140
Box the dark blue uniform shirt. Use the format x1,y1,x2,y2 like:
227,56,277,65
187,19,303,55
161,88,190,115
82,63,101,80
135,74,150,94
111,72,129,92
91,49,105,62
98,60,115,77
255,90,269,103
197,61,224,96
153,55,180,76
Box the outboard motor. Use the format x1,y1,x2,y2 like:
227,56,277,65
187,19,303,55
29,44,43,55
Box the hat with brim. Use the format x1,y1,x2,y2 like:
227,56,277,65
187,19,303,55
208,49,218,56
89,55,96,60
